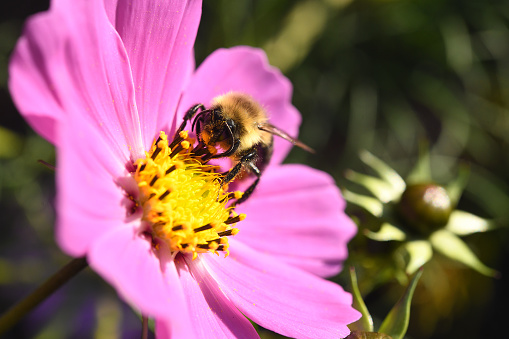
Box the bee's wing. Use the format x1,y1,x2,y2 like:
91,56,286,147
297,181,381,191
258,123,315,153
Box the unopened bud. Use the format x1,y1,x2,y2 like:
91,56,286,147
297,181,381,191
397,183,452,234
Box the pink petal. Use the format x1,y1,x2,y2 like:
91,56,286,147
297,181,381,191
88,227,197,338
56,111,131,257
104,0,202,148
177,46,301,165
8,9,66,145
10,0,145,158
159,255,259,339
235,164,356,277
202,241,360,339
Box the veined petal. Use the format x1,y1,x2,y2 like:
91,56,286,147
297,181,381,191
178,46,301,165
170,255,259,339
236,164,356,277
88,227,196,338
202,240,360,339
57,112,130,256
104,0,202,147
10,0,145,159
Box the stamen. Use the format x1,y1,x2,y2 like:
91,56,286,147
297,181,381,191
197,243,212,249
151,146,162,160
225,213,246,225
169,130,189,149
149,174,159,186
194,224,213,233
170,140,190,158
158,190,170,200
217,228,239,237
165,162,184,175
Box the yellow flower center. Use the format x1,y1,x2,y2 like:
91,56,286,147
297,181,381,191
133,131,245,259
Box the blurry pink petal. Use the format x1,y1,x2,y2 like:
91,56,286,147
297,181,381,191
88,227,196,338
104,0,202,147
178,46,301,165
236,164,356,277
57,112,130,257
165,255,259,339
8,9,66,145
10,0,144,158
203,240,360,339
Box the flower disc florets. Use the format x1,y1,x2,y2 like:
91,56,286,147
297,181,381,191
133,131,244,259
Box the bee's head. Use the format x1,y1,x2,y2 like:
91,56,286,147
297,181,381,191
193,108,236,153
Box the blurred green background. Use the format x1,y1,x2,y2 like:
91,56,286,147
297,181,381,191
1,0,509,338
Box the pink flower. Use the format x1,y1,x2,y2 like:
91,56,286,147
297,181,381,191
9,0,360,338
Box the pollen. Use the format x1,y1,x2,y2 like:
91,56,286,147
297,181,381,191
133,131,243,258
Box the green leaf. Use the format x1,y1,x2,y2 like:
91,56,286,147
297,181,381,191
345,170,400,203
429,229,499,277
445,210,495,235
402,240,433,274
348,267,374,332
378,269,423,339
343,189,384,217
359,151,406,197
364,223,407,242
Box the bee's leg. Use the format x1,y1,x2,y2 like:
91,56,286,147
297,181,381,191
234,162,261,205
220,149,260,205
221,161,244,187
175,104,205,135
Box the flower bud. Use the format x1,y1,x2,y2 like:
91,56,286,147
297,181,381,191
397,184,452,234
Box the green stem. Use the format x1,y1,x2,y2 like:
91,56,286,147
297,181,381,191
0,257,88,335
141,315,148,339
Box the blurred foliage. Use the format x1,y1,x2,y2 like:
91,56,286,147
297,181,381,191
1,0,509,338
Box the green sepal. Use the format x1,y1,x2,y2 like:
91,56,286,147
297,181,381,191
359,151,406,196
348,267,374,332
445,210,495,235
378,268,423,339
401,240,433,274
343,189,384,217
345,170,399,203
364,223,406,242
429,229,499,277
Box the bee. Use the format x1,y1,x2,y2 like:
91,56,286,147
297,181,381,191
175,92,314,204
